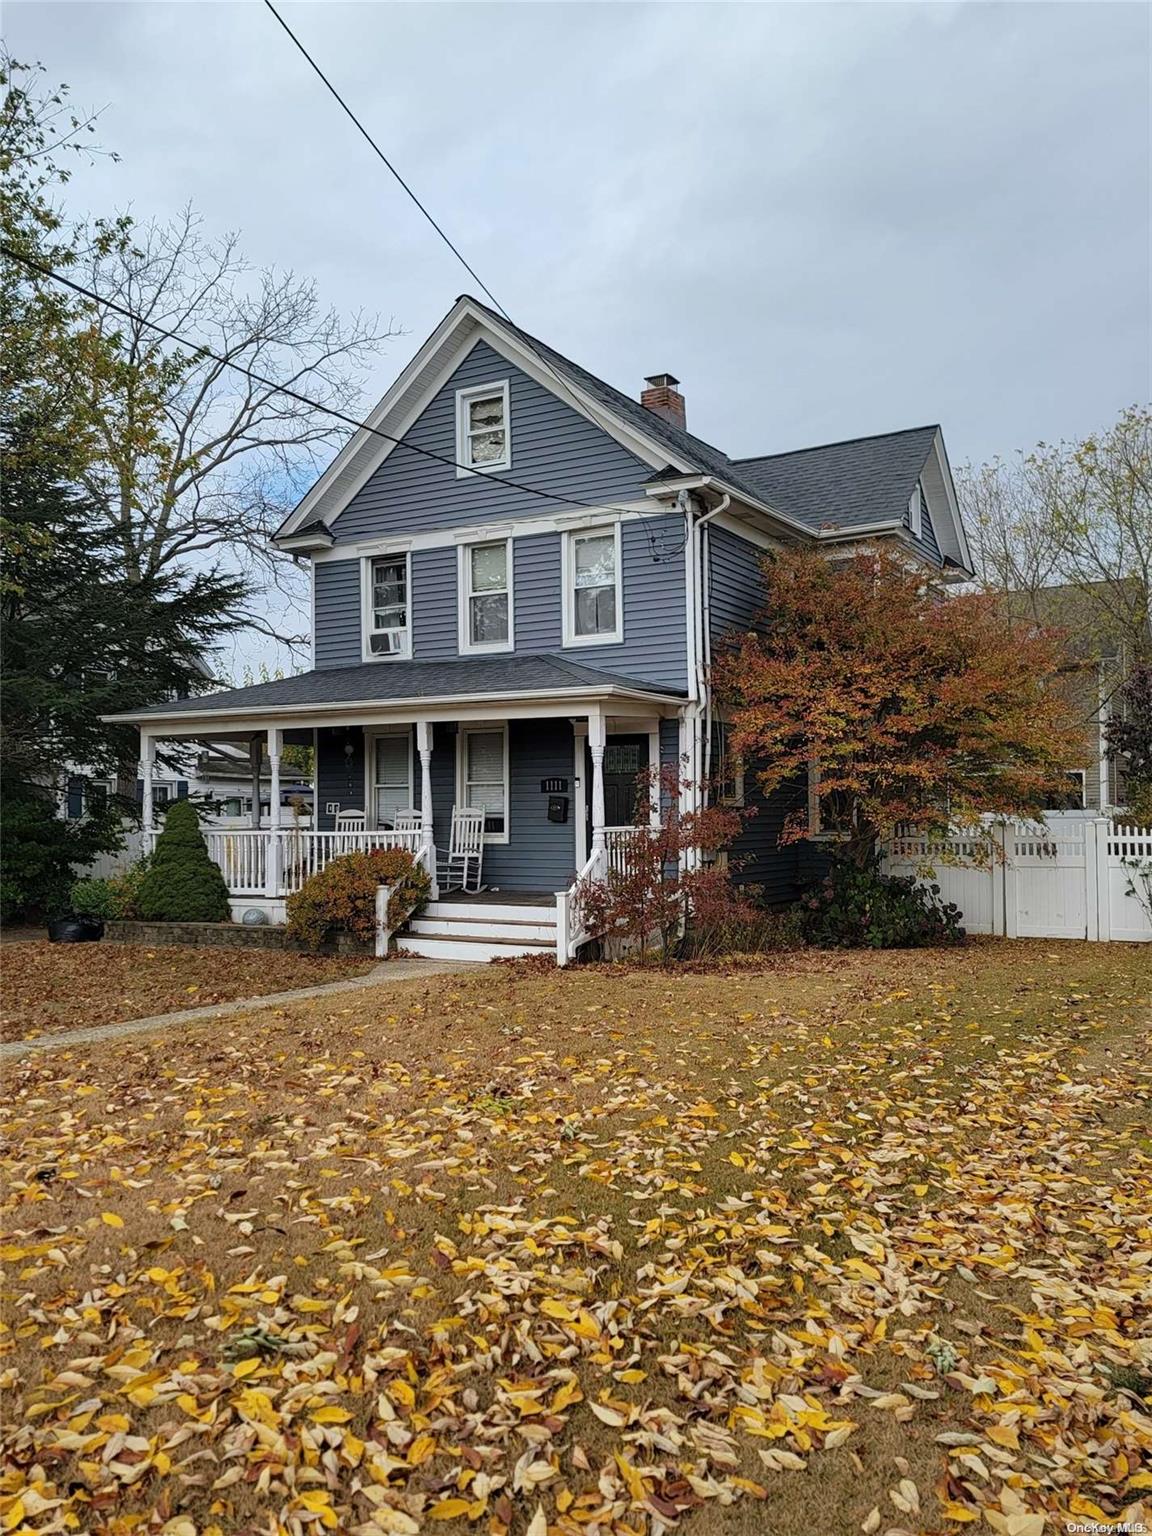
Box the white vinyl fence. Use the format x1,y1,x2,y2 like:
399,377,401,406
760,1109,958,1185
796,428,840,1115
884,814,1152,943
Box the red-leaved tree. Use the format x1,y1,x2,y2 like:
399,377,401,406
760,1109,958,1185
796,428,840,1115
578,764,752,962
715,545,1088,869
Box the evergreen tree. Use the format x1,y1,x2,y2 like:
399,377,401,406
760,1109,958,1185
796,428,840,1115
136,799,231,922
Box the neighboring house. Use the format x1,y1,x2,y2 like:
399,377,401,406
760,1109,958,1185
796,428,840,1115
1005,580,1143,811
194,743,314,826
107,296,972,957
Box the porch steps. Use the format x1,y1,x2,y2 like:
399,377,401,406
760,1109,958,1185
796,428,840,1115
396,898,557,963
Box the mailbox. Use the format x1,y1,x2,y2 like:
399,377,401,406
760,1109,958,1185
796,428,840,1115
547,796,569,823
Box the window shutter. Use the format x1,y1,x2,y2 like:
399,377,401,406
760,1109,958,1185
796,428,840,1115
66,776,84,819
177,780,190,799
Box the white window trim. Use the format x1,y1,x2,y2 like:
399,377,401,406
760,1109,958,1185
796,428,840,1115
561,522,623,648
1059,768,1087,810
455,379,511,477
361,551,412,662
456,722,510,845
712,720,745,808
458,537,514,654
364,726,415,829
908,480,924,539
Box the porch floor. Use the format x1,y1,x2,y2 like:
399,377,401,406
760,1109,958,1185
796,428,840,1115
438,889,558,906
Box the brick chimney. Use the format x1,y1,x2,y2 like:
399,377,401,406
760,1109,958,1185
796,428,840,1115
641,372,686,430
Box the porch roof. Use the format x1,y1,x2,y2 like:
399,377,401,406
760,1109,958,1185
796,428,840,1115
105,653,686,729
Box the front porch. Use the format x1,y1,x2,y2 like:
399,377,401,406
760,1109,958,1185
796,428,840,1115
127,665,690,957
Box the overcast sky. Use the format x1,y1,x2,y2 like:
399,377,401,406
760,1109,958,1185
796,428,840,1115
7,0,1150,666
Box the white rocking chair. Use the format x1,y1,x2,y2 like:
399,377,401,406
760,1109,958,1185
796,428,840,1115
438,807,485,892
391,809,423,851
334,809,366,851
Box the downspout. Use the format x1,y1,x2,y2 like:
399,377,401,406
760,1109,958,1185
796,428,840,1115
678,489,729,860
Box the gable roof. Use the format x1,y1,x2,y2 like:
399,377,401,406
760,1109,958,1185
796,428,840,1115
275,295,971,569
730,425,939,533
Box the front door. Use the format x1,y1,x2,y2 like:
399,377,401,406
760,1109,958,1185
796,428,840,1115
586,734,650,843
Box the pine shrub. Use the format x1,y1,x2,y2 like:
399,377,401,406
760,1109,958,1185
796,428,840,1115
137,800,231,922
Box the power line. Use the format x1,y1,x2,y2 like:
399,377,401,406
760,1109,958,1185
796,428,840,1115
2,243,640,520
260,0,675,481
262,0,509,321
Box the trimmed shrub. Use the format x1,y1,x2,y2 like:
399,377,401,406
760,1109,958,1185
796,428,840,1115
286,848,431,952
800,855,965,949
69,877,117,920
70,859,152,921
137,800,231,922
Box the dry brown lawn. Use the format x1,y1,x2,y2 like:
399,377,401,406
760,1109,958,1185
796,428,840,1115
1,940,1150,1536
0,942,374,1041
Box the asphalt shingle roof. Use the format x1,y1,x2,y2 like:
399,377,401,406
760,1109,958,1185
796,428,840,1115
117,654,685,720
465,297,941,535
731,426,940,531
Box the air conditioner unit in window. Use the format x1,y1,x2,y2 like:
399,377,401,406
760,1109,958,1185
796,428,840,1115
370,629,405,656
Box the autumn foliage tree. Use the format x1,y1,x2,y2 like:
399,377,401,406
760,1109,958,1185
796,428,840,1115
578,764,751,962
716,546,1088,870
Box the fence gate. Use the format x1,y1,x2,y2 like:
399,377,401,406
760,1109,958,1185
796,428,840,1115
1010,819,1088,940
884,815,1151,944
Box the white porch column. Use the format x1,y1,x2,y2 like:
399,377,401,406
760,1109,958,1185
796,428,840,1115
265,727,282,898
589,709,607,856
416,718,438,897
141,732,156,835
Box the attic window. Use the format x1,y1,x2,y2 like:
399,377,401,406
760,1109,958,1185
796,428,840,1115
908,480,926,539
456,381,511,475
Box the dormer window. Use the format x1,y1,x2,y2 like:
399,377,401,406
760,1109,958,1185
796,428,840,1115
364,553,411,659
456,381,511,475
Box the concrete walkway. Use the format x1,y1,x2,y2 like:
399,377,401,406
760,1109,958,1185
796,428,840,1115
1,958,471,1058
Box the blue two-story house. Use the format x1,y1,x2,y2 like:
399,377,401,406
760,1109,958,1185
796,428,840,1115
112,296,973,960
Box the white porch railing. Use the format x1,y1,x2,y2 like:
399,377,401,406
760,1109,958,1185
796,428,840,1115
143,826,425,898
556,826,652,964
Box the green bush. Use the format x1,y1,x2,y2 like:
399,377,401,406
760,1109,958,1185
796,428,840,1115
69,877,117,920
70,858,151,920
137,800,231,922
106,858,150,919
286,848,431,952
800,855,965,949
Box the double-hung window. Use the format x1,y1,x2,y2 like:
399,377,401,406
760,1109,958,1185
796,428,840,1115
460,539,512,651
563,524,622,646
365,553,410,658
456,381,511,474
371,731,413,826
458,725,508,842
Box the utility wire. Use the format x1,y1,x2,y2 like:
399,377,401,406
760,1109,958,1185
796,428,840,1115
260,0,688,518
262,0,509,320
2,243,643,519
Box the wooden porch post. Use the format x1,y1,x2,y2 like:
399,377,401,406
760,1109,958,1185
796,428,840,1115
416,718,438,898
265,727,282,898
589,709,607,856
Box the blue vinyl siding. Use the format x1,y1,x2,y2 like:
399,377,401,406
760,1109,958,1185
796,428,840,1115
514,519,687,689
729,773,805,906
314,561,361,670
330,340,652,542
412,546,458,658
315,726,369,829
432,720,578,891
313,519,688,688
708,525,767,642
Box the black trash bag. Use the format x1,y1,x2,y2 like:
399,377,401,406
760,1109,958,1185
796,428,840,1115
47,915,104,943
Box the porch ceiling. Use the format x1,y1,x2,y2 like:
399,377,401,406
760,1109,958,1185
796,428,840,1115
104,654,686,734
